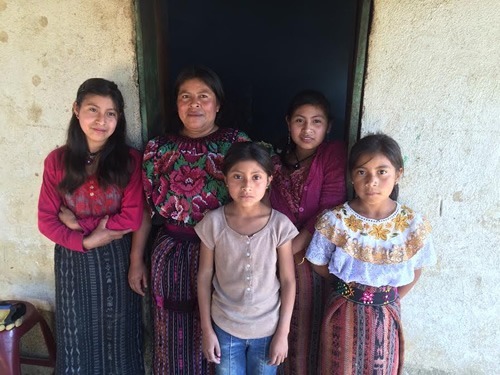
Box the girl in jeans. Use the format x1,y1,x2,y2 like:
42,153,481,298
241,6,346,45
196,142,298,374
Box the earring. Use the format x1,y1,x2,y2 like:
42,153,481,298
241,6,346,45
287,132,291,146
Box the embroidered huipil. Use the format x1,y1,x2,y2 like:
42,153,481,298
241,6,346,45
38,147,144,252
306,202,436,287
142,128,251,228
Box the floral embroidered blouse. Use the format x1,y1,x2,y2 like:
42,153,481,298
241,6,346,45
142,128,250,228
306,202,436,287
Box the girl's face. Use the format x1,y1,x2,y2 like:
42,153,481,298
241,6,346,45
177,78,220,138
351,153,402,206
224,160,272,207
73,94,118,153
287,104,329,155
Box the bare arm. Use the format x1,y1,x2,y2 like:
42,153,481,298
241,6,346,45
197,242,220,364
398,268,422,298
128,206,152,296
269,239,296,366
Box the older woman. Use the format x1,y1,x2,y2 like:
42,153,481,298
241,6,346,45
270,90,347,375
141,66,250,374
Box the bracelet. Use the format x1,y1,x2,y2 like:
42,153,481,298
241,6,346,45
297,257,306,266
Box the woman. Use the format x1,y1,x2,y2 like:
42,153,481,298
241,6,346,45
142,65,251,374
38,78,144,374
270,90,347,374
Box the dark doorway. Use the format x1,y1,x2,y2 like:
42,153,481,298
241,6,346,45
136,1,372,149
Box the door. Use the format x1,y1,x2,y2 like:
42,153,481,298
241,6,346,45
135,0,372,149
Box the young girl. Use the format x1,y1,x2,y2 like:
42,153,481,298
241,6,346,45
306,133,436,374
38,78,144,374
196,142,298,375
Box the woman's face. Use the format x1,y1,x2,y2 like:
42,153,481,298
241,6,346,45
177,78,220,138
287,104,329,156
73,94,118,153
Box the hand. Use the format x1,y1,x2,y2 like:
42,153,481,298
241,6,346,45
128,259,148,296
268,332,288,366
58,206,82,231
202,328,221,364
82,216,132,250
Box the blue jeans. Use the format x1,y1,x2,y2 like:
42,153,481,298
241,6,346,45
213,324,277,375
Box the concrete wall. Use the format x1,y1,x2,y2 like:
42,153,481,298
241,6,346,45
362,1,499,373
1,0,498,374
0,0,141,311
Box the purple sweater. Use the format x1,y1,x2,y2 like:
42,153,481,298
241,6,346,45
270,141,347,234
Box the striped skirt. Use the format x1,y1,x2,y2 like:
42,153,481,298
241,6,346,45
319,285,404,375
150,228,214,375
280,261,326,375
54,235,144,374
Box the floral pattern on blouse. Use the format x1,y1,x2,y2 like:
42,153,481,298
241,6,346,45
143,128,250,227
315,203,431,265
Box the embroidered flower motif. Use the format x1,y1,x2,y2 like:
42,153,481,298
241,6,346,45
204,152,225,180
344,215,363,232
161,195,190,222
191,192,221,222
369,224,391,240
393,213,410,232
361,291,374,304
156,150,179,175
170,166,206,198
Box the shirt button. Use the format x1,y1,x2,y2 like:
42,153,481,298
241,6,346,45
89,185,94,190
246,287,251,291
304,186,308,191
246,264,250,269
246,276,250,280
299,207,304,212
90,192,94,197
246,252,250,257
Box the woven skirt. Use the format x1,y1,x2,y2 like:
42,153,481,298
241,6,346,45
319,286,404,375
54,235,144,374
280,262,326,375
150,229,214,375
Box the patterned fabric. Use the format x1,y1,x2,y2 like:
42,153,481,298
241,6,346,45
143,128,250,375
272,141,347,375
307,202,436,287
54,235,144,374
143,128,250,227
38,146,143,251
319,288,403,375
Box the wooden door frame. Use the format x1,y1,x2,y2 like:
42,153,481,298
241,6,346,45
134,0,373,149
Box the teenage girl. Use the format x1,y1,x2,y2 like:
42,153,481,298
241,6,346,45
306,133,436,374
38,78,144,373
196,142,298,375
269,90,346,374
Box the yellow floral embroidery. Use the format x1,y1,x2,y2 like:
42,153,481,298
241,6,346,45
393,213,410,232
344,215,363,232
315,205,432,265
369,224,391,240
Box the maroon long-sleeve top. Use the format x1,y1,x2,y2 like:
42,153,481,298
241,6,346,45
38,147,143,252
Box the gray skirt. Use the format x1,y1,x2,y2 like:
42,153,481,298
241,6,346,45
54,235,144,374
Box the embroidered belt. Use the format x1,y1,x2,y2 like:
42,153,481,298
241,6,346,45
333,278,398,306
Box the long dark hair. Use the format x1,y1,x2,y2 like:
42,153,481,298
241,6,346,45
222,142,274,177
349,133,404,200
171,65,225,133
58,78,131,193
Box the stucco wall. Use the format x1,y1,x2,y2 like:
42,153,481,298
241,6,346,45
0,0,140,310
362,1,499,373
